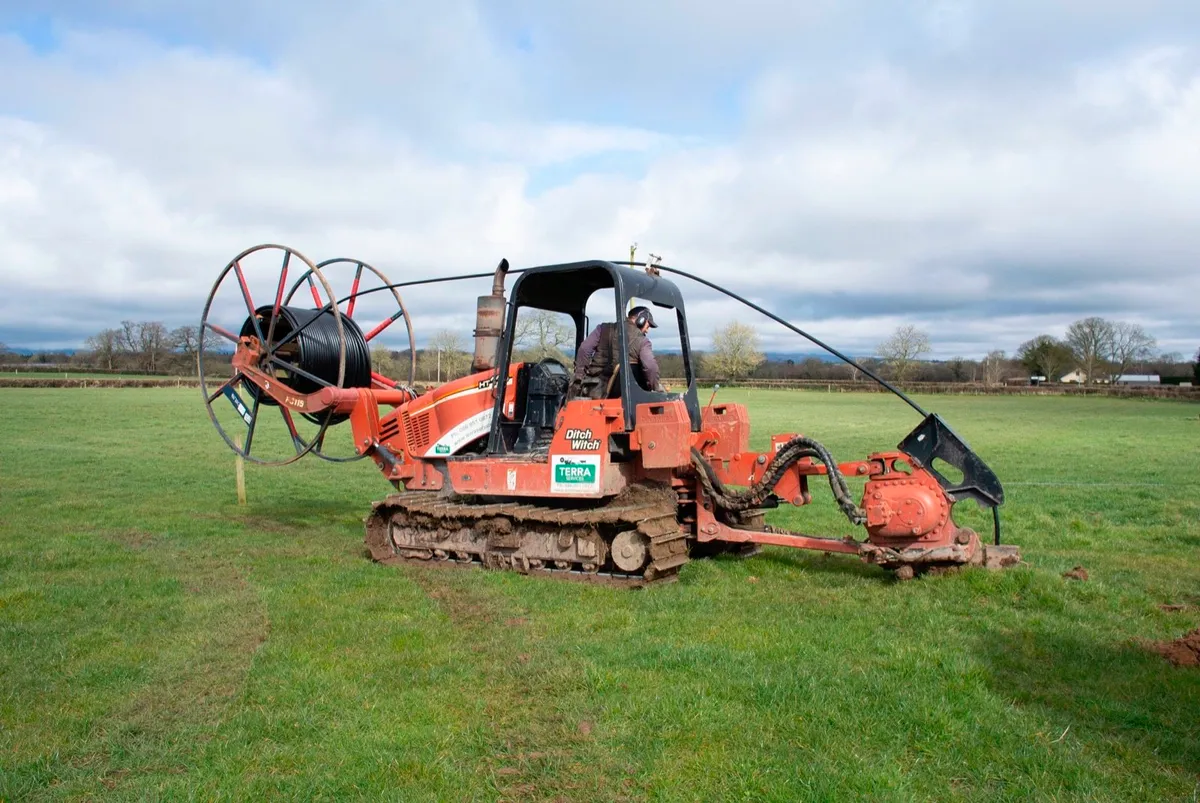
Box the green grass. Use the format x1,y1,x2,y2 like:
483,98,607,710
1,388,1198,801
1,372,177,380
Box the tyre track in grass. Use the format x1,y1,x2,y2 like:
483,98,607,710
399,563,643,802
64,530,270,798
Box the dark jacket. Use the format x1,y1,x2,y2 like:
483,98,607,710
573,319,660,394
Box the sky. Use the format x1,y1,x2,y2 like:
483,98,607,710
1,0,1198,360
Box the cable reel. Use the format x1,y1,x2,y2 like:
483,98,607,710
238,304,372,420
198,244,353,466
280,257,416,462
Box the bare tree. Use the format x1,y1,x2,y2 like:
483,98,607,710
419,329,470,382
1064,316,1114,384
947,356,970,382
1139,352,1186,380
1156,351,1183,366
111,320,172,372
877,324,930,382
513,309,574,363
86,329,121,371
117,320,139,355
800,357,827,380
137,322,170,373
702,322,764,380
1106,322,1156,382
171,325,199,356
371,345,399,378
982,350,1007,386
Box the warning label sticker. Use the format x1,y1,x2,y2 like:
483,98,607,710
223,385,254,426
549,454,601,494
424,409,491,458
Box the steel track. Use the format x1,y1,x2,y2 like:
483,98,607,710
364,485,691,588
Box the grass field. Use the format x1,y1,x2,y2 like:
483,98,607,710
1,387,1198,801
1,372,178,381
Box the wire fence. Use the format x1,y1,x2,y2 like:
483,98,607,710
663,378,1200,400
3,374,1197,401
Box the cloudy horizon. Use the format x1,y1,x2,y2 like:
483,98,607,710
1,1,1198,361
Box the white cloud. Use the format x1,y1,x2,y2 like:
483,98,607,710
463,122,671,166
0,2,1197,363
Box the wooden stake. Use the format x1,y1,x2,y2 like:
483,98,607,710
234,435,247,505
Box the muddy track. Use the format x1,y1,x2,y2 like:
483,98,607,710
364,484,690,588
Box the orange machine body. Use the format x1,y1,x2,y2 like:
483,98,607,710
320,373,978,569
214,256,1009,578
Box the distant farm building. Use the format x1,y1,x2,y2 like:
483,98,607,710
1059,371,1161,386
1060,370,1087,384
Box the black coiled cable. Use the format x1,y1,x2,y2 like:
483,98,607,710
241,305,372,424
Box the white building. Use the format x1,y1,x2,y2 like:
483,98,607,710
1114,374,1160,385
1060,369,1087,384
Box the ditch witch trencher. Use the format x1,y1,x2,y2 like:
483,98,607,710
199,245,1020,586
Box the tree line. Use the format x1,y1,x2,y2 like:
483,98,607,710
0,322,201,375
686,316,1197,385
7,312,1197,387
86,322,198,373
373,313,1197,387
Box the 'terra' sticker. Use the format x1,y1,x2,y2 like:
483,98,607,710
550,454,601,494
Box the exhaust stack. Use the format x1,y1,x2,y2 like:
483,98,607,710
472,258,509,373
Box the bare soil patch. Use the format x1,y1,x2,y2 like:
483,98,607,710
1145,629,1200,667
104,530,159,550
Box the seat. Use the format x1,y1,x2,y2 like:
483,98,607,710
512,359,570,452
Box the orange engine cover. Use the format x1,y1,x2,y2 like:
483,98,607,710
399,366,520,458
862,468,953,546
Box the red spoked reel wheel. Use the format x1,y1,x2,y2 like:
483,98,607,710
278,257,417,462
298,257,416,388
198,244,349,466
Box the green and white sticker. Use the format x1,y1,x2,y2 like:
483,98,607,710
550,454,601,493
424,409,492,458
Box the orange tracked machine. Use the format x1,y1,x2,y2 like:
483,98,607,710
199,244,1019,586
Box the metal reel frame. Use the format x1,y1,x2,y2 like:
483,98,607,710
278,256,416,462
198,243,348,467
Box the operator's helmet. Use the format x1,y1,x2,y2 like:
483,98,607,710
627,305,658,328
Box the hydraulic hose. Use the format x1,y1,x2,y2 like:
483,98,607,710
691,436,867,526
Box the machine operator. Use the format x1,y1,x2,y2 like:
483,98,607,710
570,305,664,399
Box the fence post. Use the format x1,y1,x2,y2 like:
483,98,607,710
233,435,247,505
